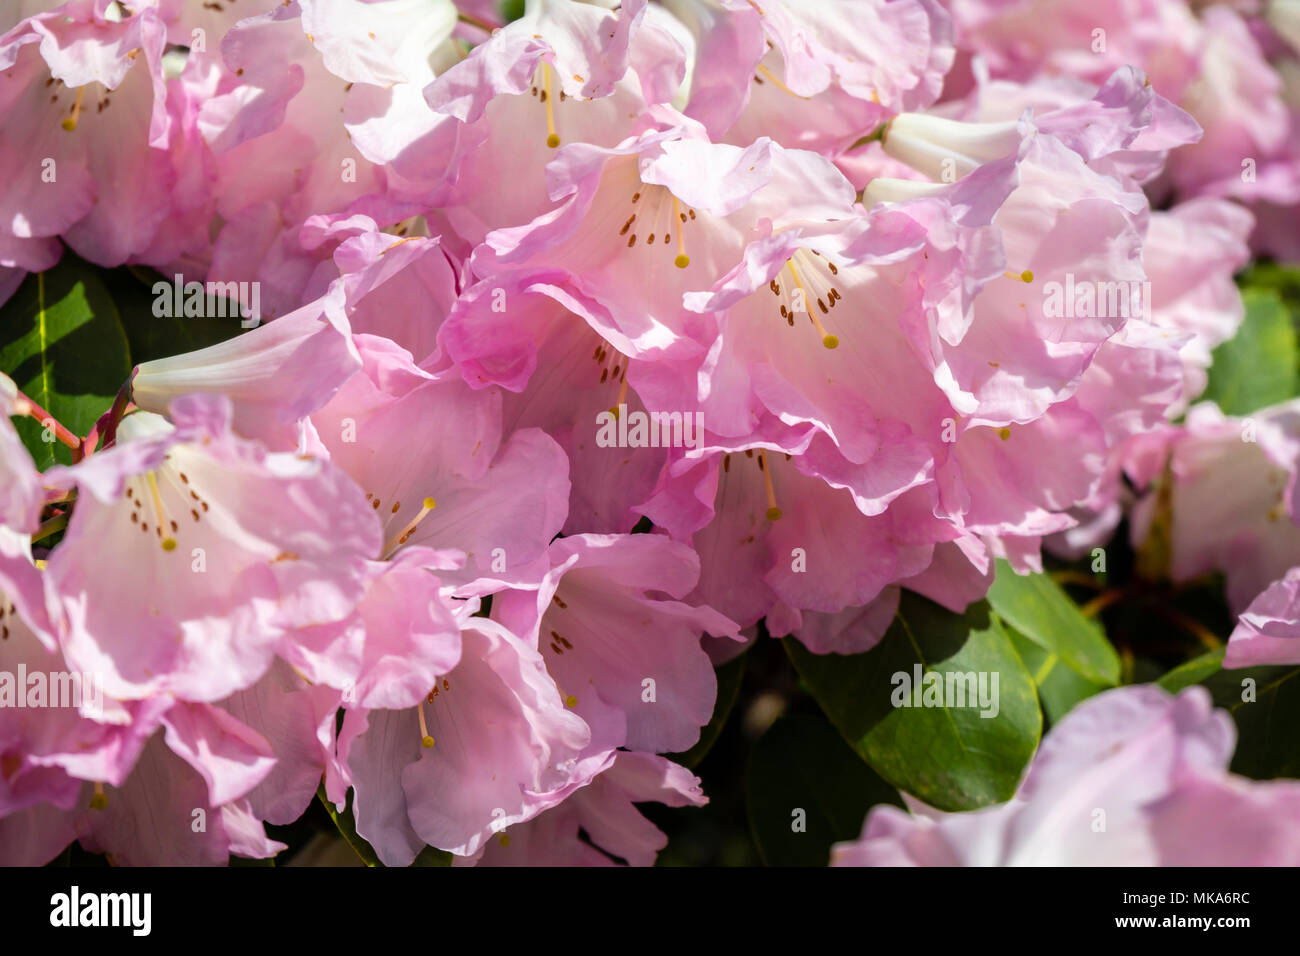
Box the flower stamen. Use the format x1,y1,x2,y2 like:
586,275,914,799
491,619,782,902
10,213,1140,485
146,473,178,551
61,86,85,131
786,259,838,349
543,63,559,148
673,197,689,268
758,449,782,520
382,496,437,559
417,698,434,748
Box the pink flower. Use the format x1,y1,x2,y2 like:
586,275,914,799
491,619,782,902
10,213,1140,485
424,0,680,243
668,0,952,154
340,616,591,863
44,394,378,703
640,449,951,643
0,0,173,274
75,722,284,866
1131,401,1300,614
493,533,739,754
0,375,44,533
469,751,706,866
440,270,673,533
305,336,571,593
833,685,1300,865
130,281,362,450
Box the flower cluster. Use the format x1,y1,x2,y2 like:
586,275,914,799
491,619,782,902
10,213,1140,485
2,0,1299,867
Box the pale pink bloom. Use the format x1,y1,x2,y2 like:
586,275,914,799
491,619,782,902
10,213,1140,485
640,449,951,638
283,545,464,710
469,751,707,866
663,0,952,154
331,227,460,368
74,726,284,865
306,336,571,593
440,270,673,533
472,128,858,365
493,533,739,754
0,529,173,849
131,282,361,450
0,0,172,273
424,0,681,243
1142,199,1253,408
44,394,379,703
1131,401,1300,613
193,0,443,316
834,685,1300,865
340,616,592,864
215,659,349,823
0,375,45,534
1225,567,1300,667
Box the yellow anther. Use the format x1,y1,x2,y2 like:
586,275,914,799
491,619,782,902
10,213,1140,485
758,449,782,521
382,497,438,558
61,86,85,131
543,63,559,148
418,699,435,749
672,196,689,268
146,473,177,552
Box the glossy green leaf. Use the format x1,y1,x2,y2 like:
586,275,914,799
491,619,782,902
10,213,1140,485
1203,287,1298,415
986,560,1120,686
787,593,1042,811
1008,628,1107,726
745,714,902,867
0,259,131,468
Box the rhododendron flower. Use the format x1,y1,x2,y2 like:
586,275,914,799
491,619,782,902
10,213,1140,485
833,685,1300,865
0,0,172,275
305,336,570,592
130,282,362,449
469,751,707,866
1130,401,1300,613
494,533,739,753
3,0,1297,874
666,0,953,154
340,615,591,864
440,270,674,533
44,394,378,702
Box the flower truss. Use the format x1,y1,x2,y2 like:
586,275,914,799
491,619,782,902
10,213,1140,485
2,0,1300,868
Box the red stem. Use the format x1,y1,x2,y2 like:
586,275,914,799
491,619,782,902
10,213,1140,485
13,389,80,453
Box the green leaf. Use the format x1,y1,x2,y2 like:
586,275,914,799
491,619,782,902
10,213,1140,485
787,593,1042,811
986,560,1120,686
745,714,902,866
1203,287,1298,415
1158,652,1300,779
1239,263,1300,317
1008,628,1108,726
0,258,132,468
1156,648,1226,693
103,265,247,365
317,783,383,867
668,653,746,769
